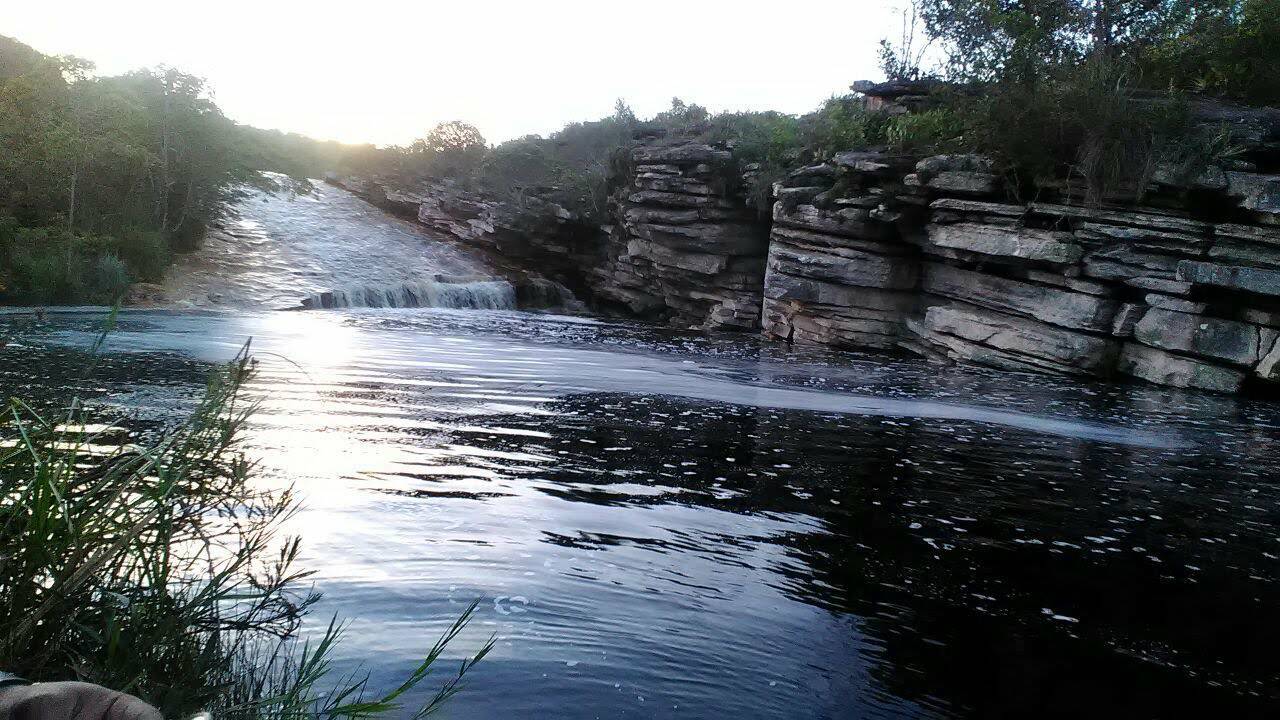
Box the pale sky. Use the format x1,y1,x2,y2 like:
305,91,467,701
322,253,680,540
3,1,903,147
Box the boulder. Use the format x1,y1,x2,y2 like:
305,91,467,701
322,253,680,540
1258,337,1280,381
831,151,917,177
1084,246,1183,281
773,203,888,241
927,222,1083,264
1216,223,1280,246
1074,222,1210,255
1125,277,1193,295
764,268,917,312
632,143,732,166
1118,343,1246,393
1111,303,1146,338
1208,240,1280,269
1144,294,1207,314
1030,203,1212,235
930,198,1026,217
916,154,995,176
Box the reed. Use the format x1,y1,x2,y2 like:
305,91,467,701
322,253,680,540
0,344,491,719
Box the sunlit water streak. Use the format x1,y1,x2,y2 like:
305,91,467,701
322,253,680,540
6,307,1280,719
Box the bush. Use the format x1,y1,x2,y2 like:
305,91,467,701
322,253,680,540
118,229,171,282
90,253,131,300
962,58,1200,203
798,95,891,161
1138,0,1280,106
886,107,967,154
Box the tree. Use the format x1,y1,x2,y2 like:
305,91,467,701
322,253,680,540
408,120,487,178
909,0,1195,83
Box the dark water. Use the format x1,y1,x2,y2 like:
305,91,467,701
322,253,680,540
4,307,1280,719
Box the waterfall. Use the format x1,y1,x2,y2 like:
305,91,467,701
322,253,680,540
303,279,518,310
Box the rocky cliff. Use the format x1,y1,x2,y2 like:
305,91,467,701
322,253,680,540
591,140,768,330
763,94,1280,394
328,97,1280,395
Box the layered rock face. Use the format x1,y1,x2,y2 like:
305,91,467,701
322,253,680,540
761,153,920,349
766,138,1280,393
328,105,1280,394
326,175,606,301
593,141,769,329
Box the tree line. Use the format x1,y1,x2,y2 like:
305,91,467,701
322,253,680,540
0,35,347,304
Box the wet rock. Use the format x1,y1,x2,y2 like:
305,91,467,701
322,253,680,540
1118,343,1246,393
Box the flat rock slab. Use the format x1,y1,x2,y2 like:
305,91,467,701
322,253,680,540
923,263,1118,332
928,222,1083,264
1118,343,1246,393
920,303,1119,375
1134,308,1275,366
1178,260,1280,297
769,241,919,290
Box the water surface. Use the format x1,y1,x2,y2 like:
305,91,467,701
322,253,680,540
5,182,1280,718
5,307,1279,719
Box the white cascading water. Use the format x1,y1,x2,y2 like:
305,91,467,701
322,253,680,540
304,279,518,310
164,178,573,312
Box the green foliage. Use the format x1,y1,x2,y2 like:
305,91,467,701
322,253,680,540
1139,0,1280,105
797,96,892,161
0,35,339,305
886,108,966,154
90,254,131,299
0,345,490,718
407,120,489,178
652,97,710,132
959,57,1199,203
473,103,638,221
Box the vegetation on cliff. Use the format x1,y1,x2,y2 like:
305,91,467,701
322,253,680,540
367,0,1280,219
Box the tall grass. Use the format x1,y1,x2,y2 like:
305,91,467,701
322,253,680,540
0,342,491,719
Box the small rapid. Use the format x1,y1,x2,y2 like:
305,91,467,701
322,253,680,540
163,179,576,313
302,279,518,310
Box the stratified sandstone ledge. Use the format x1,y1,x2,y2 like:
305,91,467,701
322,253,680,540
328,97,1280,394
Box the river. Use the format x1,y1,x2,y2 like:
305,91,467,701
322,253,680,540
4,183,1279,718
